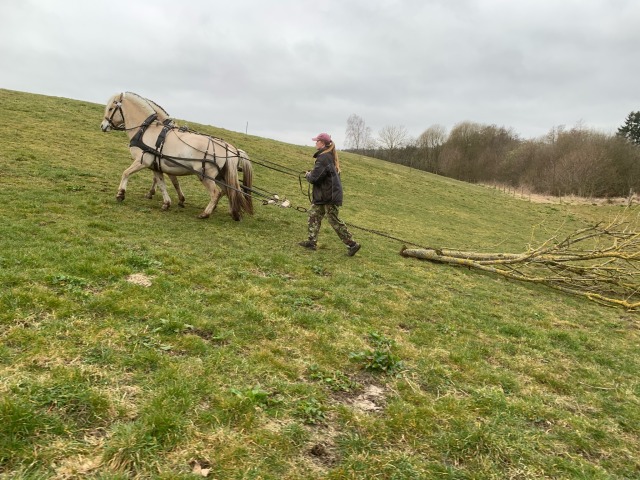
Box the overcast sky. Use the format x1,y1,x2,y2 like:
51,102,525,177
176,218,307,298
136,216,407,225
1,0,638,147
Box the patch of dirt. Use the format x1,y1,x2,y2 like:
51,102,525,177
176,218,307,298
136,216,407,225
302,384,388,470
189,328,229,345
331,381,387,414
350,384,386,412
306,423,340,468
309,441,335,466
189,458,213,478
125,273,152,287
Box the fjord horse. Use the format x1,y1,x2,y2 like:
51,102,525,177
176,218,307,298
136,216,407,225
141,98,253,212
101,92,253,220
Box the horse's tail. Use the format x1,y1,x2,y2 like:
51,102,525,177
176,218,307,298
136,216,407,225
224,156,251,221
238,150,254,215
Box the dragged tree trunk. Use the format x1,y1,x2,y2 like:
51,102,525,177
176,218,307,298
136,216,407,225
401,213,640,310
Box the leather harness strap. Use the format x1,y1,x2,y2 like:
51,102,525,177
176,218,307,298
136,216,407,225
128,115,234,179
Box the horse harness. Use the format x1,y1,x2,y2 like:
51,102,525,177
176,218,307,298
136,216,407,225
103,93,126,131
127,113,235,181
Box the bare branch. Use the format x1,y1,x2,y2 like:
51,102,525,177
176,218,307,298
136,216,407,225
400,212,640,310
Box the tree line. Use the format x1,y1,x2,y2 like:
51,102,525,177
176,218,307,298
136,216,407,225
344,113,640,198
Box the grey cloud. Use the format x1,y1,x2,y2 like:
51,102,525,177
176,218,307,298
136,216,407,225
1,0,639,146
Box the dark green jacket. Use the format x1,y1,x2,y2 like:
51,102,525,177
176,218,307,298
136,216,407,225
306,149,343,206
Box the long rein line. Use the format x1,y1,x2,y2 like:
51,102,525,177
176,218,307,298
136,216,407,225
127,117,431,250
250,158,302,177
165,128,305,193
126,123,270,201
133,121,276,201
251,160,435,251
158,153,279,204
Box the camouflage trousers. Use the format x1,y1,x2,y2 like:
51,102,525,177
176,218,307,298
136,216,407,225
307,204,355,246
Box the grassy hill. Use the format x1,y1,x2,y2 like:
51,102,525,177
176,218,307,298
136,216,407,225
0,88,638,479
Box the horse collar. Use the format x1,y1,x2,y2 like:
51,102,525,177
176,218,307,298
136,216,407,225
129,113,159,151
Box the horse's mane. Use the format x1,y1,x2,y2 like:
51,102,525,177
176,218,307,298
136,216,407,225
123,92,169,118
145,99,171,120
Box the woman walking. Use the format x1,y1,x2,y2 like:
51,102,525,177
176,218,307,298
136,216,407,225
299,132,361,256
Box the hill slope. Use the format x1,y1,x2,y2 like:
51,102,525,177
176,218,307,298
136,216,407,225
0,89,638,479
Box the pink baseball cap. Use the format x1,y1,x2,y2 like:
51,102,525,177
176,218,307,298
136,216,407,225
312,132,332,143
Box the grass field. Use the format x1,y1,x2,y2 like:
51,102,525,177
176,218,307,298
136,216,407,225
0,88,638,479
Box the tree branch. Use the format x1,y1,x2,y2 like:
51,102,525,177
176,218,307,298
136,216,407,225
400,212,640,310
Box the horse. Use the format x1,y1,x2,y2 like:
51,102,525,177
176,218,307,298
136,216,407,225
101,92,253,220
141,97,254,215
140,98,253,212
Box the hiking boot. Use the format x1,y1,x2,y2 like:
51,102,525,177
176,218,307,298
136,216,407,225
298,240,317,251
347,243,361,256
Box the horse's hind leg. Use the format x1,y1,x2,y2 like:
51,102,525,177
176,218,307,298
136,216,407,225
146,175,159,199
152,171,172,210
168,174,186,207
146,174,184,207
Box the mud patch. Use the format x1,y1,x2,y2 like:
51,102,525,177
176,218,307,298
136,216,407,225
309,441,336,466
307,424,340,468
332,381,387,414
189,458,213,477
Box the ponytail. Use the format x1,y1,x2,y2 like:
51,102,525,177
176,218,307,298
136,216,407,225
321,142,341,173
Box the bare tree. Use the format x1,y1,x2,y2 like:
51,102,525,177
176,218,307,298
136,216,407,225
417,124,447,150
378,125,409,159
416,124,447,173
345,114,372,153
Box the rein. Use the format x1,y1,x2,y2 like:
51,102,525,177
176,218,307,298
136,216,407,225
125,119,272,202
120,106,243,175
109,95,429,249
250,158,436,250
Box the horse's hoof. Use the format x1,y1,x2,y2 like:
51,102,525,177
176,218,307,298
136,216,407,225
232,213,241,221
145,193,154,199
197,213,210,219
162,203,171,211
178,202,185,208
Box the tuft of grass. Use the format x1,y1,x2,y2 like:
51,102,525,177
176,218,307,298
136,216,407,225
349,331,405,375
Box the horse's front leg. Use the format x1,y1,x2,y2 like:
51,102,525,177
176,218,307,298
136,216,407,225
198,176,222,219
118,154,151,202
168,174,186,207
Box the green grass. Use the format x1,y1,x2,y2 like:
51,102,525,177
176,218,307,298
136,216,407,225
0,88,638,479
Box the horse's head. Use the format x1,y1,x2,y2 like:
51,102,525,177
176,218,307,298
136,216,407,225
101,93,125,132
